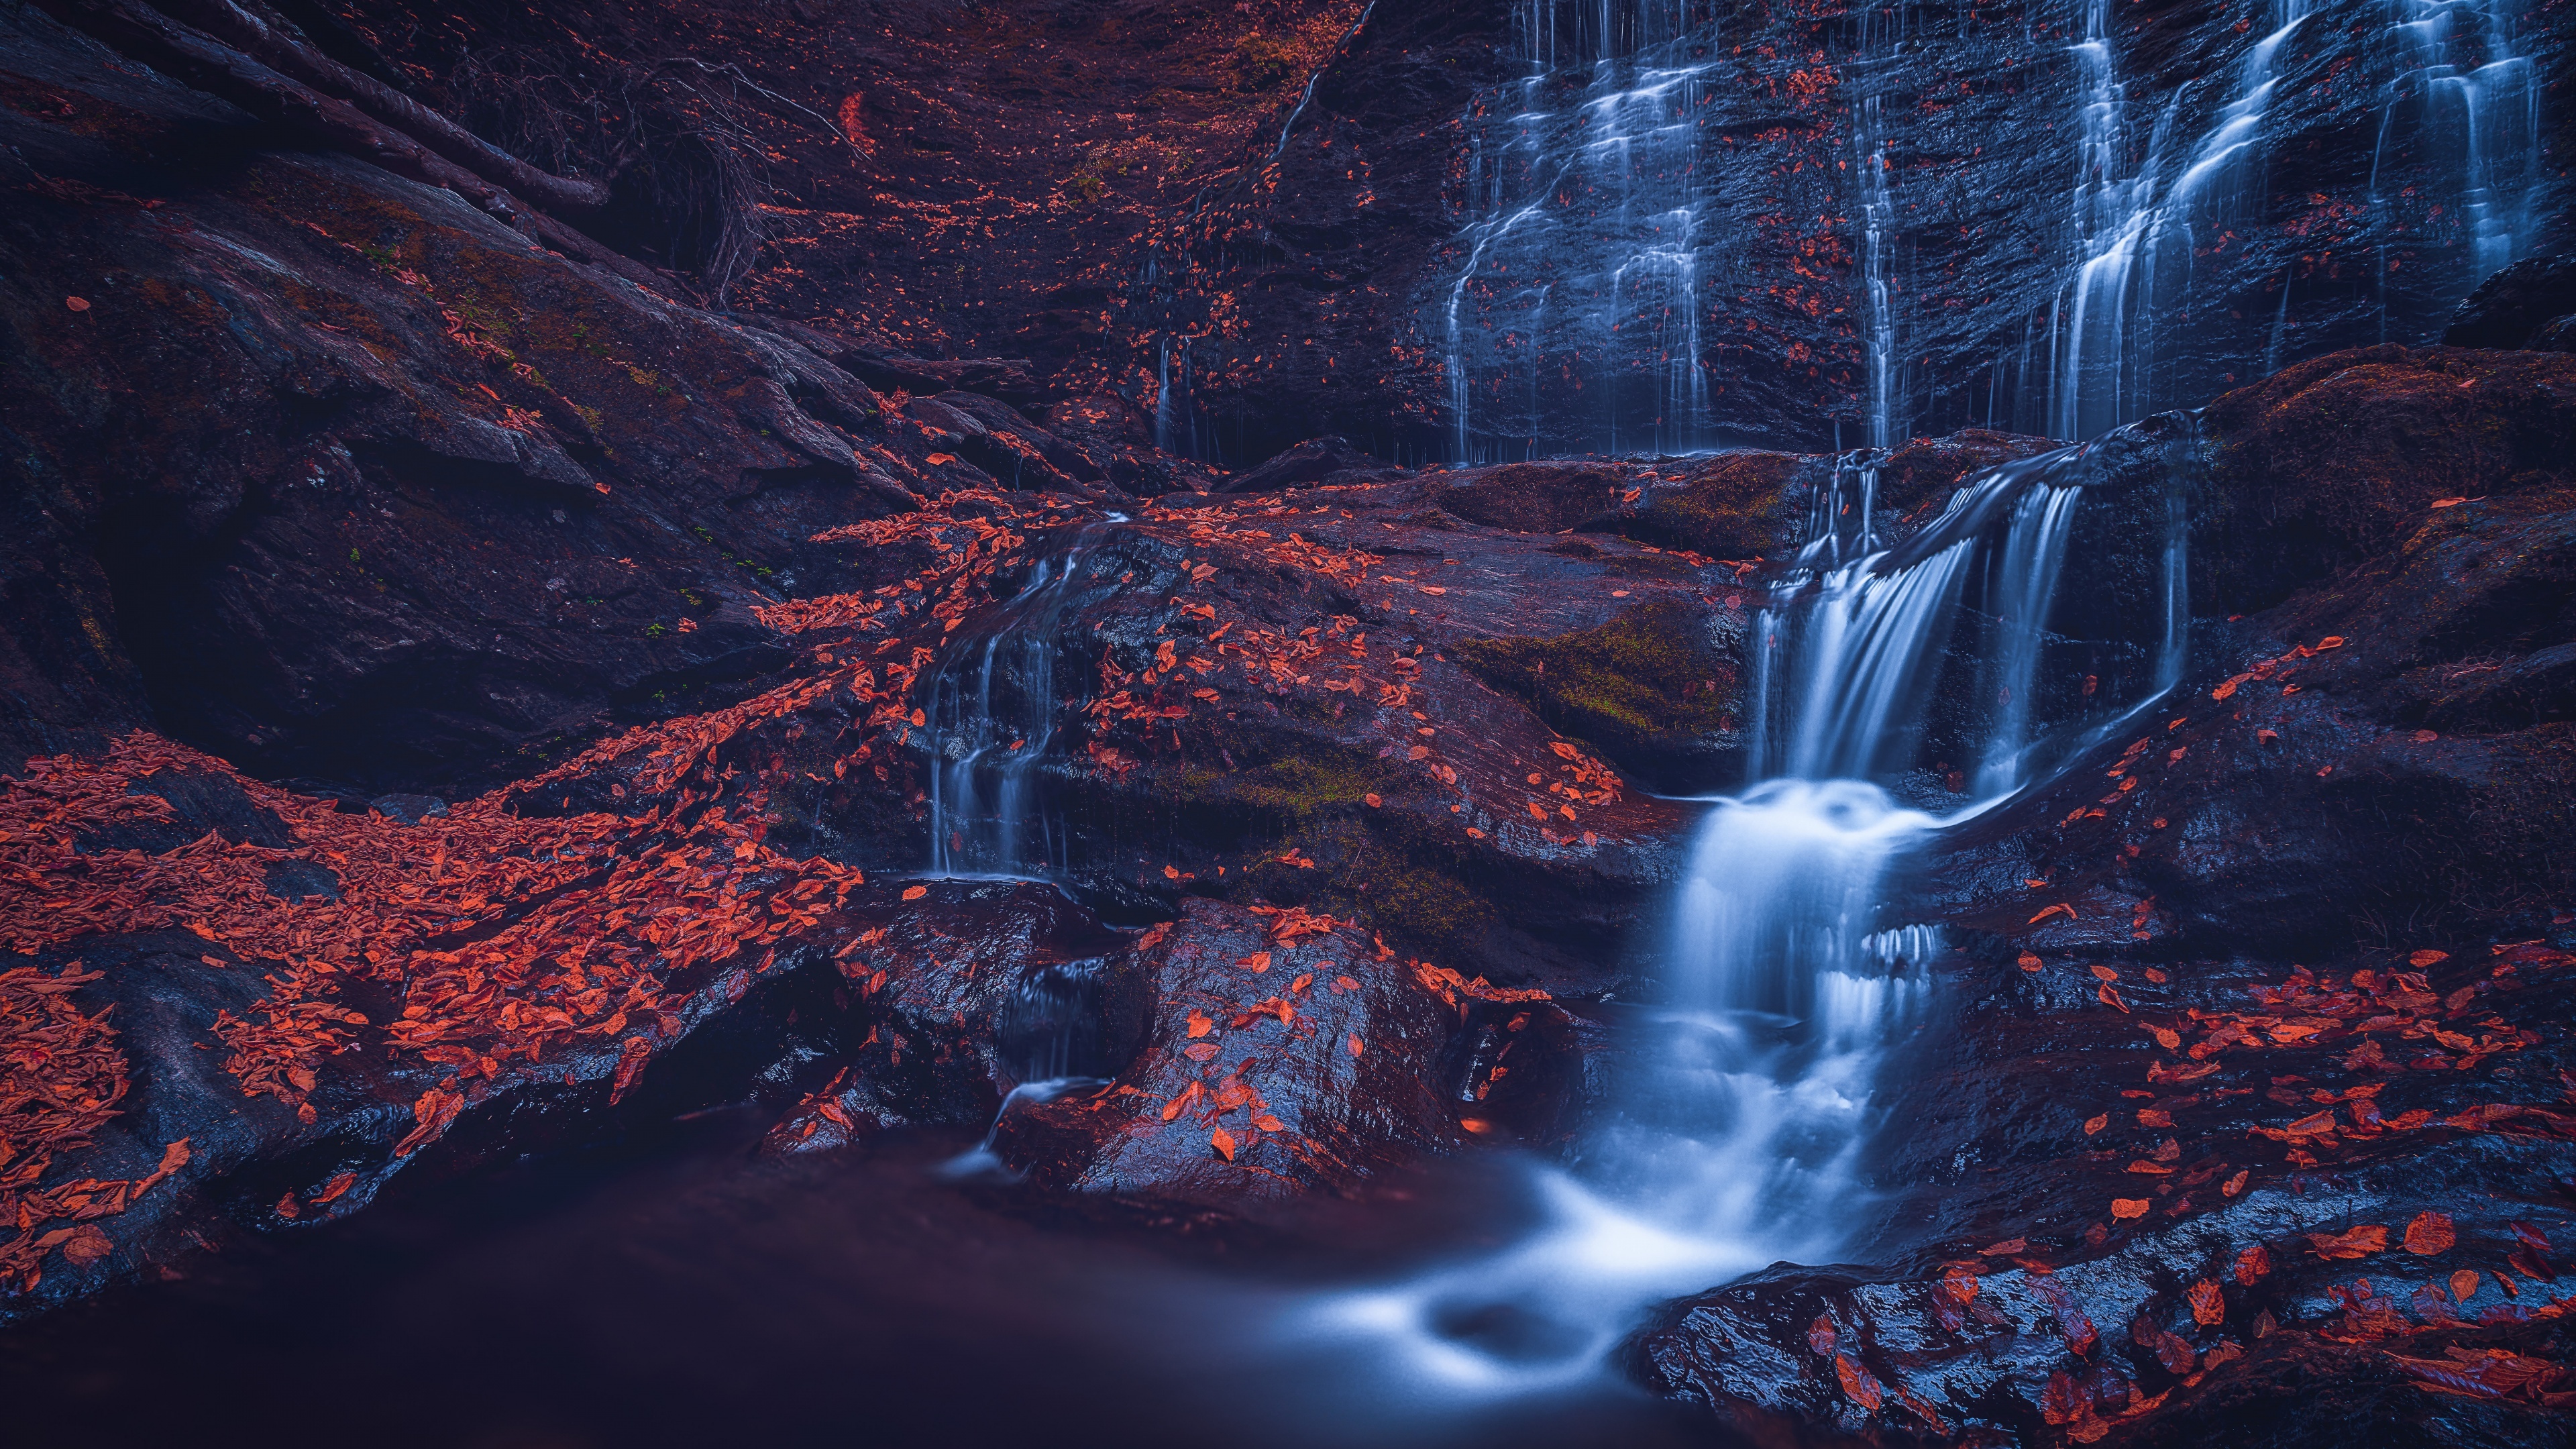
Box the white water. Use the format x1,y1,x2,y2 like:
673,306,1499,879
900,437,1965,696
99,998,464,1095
924,529,1107,878
1284,439,2183,1402
1438,3,1717,461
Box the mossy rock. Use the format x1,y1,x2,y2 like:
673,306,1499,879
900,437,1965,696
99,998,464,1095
1456,599,1739,790
2198,344,2576,612
1622,452,1801,558
1434,462,1620,533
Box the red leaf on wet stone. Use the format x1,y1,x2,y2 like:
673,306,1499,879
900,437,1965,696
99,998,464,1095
1833,1352,1884,1413
2190,1280,2226,1326
2084,1114,2108,1134
311,1171,358,1205
2310,1225,2390,1260
2223,1169,2250,1198
2112,1198,2149,1220
2406,1212,2457,1256
58,1224,113,1265
1807,1315,1837,1355
1979,1238,2027,1256
1210,1126,1236,1161
2453,1269,2482,1301
2236,1245,2271,1285
2039,1371,2090,1425
1346,1033,1364,1057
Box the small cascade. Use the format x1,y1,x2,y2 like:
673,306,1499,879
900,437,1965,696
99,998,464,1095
923,526,1109,879
941,959,1114,1179
1291,427,2191,1401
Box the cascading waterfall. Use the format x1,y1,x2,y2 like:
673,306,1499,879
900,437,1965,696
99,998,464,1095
2048,0,2309,439
2043,0,2542,435
2370,0,2542,329
1291,432,2188,1400
1438,2,1717,462
923,525,1110,879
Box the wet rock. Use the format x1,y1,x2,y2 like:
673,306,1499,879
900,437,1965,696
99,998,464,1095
2442,254,2576,352
366,793,447,824
1217,435,1400,494
1434,461,1621,535
2195,345,2576,614
991,898,1483,1208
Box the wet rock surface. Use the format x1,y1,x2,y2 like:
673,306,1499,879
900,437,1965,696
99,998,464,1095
2,0,2574,1440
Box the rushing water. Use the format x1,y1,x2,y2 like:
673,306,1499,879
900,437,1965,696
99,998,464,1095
922,526,1112,879
1285,433,2188,1403
1440,2,1718,461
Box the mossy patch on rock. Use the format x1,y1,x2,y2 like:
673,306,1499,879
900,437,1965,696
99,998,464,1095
1622,451,1800,558
1456,600,1737,786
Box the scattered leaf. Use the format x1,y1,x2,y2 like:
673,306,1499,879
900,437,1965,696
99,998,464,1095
1210,1126,1236,1161
2112,1198,2149,1220
901,885,928,901
2189,1279,2225,1326
2405,1212,2457,1256
2451,1269,2481,1301
1833,1352,1884,1413
2235,1244,2271,1284
2085,1113,2109,1134
1807,1314,1837,1355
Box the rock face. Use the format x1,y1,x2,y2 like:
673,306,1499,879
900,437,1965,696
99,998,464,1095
6,0,2576,1441
1629,345,2576,1444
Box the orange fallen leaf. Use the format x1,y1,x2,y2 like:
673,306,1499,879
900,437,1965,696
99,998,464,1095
65,296,91,312
926,452,956,466
1237,951,1272,973
1211,1126,1236,1161
1346,1032,1364,1057
1833,1352,1884,1413
2308,1224,2390,1260
2151,1026,2181,1049
2085,1114,2108,1134
1182,1042,1220,1061
2091,965,2120,981
901,885,928,901
2404,1212,2457,1256
2430,496,2466,508
2017,951,2044,971
2188,1279,2225,1326
2408,949,2449,967
2235,1244,2270,1283
2451,1269,2481,1301
1808,1314,1837,1354
1979,1238,2027,1256
2128,1161,2176,1175
2223,1169,2249,1198
1186,1010,1212,1039
1364,793,1382,807
2111,1198,2149,1220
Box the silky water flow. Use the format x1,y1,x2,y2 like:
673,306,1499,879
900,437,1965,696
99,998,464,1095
1285,439,2184,1404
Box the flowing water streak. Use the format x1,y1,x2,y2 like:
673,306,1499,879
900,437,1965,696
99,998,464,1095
2050,0,2309,439
1438,3,1715,460
1285,449,2141,1402
2369,0,2540,318
924,525,1110,878
1851,5,1907,449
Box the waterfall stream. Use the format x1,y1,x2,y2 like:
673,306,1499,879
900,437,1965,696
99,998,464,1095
922,524,1112,879
1288,434,2188,1403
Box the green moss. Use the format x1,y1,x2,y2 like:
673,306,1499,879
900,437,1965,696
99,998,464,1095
1230,753,1379,818
1456,599,1733,759
1627,452,1799,558
1357,845,1493,965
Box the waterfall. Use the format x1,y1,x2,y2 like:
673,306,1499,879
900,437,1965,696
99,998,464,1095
2370,0,2542,326
923,526,1108,878
2049,0,2308,439
1437,2,1717,461
1851,11,1905,449
1290,431,2188,1402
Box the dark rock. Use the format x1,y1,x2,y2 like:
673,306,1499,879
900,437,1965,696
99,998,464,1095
1435,461,1620,534
365,793,447,824
2196,346,2576,614
1216,435,1399,494
2442,254,2576,351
